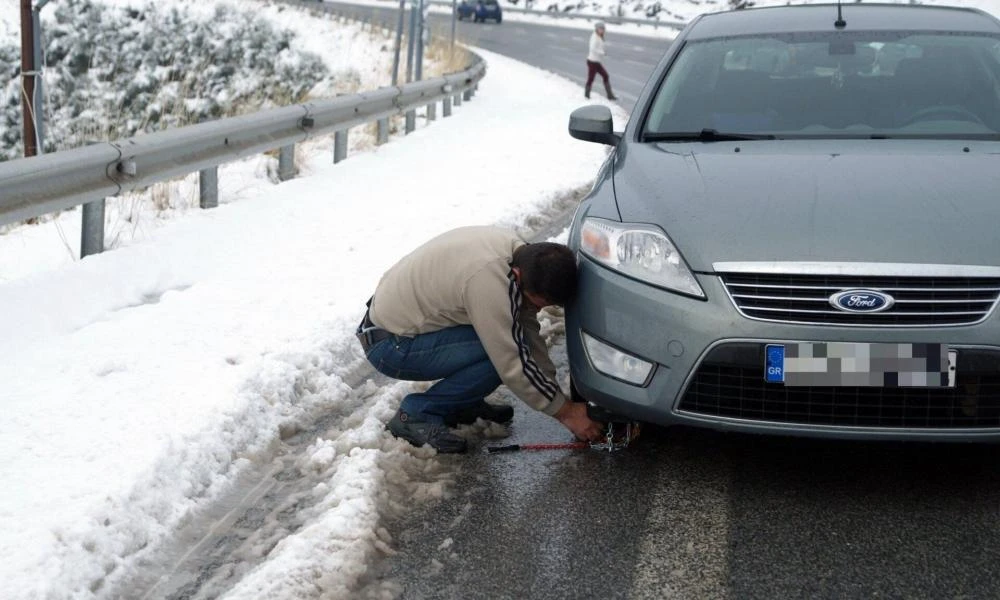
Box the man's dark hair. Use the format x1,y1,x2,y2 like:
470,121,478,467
512,242,578,306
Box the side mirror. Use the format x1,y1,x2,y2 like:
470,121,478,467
568,105,621,146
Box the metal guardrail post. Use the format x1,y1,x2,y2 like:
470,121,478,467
377,118,389,145
427,102,436,121
454,93,462,107
81,199,105,258
199,166,218,209
405,109,416,133
334,130,348,163
278,144,295,181
443,96,452,117
463,88,472,101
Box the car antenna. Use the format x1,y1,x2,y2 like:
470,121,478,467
834,0,847,29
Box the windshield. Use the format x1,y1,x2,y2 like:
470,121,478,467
643,31,1000,139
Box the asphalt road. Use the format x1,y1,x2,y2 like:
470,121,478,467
313,0,673,112
363,353,1000,599
296,5,1000,598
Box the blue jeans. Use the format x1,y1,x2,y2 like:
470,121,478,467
364,325,502,423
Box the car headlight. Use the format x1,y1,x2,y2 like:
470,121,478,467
579,217,705,298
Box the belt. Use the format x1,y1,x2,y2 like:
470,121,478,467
357,299,393,353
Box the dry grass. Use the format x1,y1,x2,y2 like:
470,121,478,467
423,30,474,77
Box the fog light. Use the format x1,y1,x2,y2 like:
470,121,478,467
582,332,654,385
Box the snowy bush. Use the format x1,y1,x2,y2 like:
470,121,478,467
0,0,329,161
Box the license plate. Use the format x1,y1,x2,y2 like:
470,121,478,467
764,343,956,387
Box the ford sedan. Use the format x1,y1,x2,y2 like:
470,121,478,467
566,3,1000,441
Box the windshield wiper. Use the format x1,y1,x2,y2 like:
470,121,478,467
644,129,777,142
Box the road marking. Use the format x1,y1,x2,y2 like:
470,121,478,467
549,44,574,53
625,58,654,67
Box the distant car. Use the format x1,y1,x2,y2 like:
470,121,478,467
457,0,502,23
566,3,1000,442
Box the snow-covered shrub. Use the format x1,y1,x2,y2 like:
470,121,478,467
0,0,329,161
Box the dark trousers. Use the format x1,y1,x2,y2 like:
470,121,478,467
586,60,610,88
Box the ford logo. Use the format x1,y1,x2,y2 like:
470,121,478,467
829,289,895,313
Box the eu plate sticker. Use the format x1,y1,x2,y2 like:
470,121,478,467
765,344,785,383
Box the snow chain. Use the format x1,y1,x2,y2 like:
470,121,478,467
587,421,640,453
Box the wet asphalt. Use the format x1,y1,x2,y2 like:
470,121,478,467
370,391,1000,599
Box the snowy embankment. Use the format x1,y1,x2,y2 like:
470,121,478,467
0,0,404,277
0,15,625,600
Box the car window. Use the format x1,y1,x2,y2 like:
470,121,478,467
644,31,1000,138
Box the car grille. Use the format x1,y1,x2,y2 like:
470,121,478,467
678,345,1000,429
720,273,1000,327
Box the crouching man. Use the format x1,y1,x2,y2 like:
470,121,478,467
357,226,604,453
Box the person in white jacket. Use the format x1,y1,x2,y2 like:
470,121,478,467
585,21,617,100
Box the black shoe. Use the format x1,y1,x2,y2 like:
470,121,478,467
387,411,468,453
443,401,515,427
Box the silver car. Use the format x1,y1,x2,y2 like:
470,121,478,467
566,3,1000,441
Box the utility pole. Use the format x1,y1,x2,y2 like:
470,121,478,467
391,0,405,85
451,0,457,54
18,0,49,158
415,0,426,81
19,0,38,157
406,0,417,83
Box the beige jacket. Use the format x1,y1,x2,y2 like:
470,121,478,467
368,226,567,416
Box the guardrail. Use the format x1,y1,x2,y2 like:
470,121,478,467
0,58,486,257
431,0,685,30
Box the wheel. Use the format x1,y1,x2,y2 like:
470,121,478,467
496,16,502,23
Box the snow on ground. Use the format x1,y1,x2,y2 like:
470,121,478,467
0,27,625,600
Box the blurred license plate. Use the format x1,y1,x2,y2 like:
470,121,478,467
765,343,956,387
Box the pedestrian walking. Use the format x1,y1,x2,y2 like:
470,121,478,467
356,226,605,453
586,21,617,100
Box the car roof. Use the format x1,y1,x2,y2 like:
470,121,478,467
685,3,1000,39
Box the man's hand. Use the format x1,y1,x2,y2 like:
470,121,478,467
554,401,604,442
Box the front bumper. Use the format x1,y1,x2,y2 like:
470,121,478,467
567,258,1000,442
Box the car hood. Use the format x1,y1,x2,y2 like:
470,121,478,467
613,140,1000,272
